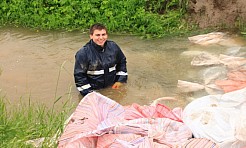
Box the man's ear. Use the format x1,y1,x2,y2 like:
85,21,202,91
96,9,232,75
90,35,93,39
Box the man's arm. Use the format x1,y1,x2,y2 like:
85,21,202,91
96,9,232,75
74,51,93,96
114,47,128,87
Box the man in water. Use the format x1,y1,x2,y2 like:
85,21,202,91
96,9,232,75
74,23,128,96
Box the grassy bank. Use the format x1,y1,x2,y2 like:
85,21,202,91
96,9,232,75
0,96,74,148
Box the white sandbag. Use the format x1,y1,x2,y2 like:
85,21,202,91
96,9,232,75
204,84,223,95
188,32,226,46
177,80,223,95
219,54,246,69
201,66,226,94
177,67,226,95
225,46,242,56
202,66,227,85
235,105,246,142
183,87,246,147
177,80,205,92
191,52,220,66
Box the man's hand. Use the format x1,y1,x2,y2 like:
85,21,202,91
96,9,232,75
112,82,123,89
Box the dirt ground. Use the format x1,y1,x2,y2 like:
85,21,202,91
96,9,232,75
187,0,246,29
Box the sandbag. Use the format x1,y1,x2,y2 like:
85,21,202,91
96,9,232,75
183,87,246,147
215,68,246,93
188,32,225,46
191,52,220,66
219,54,246,69
177,80,205,93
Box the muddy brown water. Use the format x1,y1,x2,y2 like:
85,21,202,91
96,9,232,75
0,27,245,111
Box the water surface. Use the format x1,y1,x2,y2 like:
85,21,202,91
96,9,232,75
0,27,245,110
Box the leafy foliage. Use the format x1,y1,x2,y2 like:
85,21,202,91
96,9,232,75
0,0,191,38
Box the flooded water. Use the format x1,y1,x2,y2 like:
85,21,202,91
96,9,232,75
0,27,245,110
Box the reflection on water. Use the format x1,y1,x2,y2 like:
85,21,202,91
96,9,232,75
0,27,245,110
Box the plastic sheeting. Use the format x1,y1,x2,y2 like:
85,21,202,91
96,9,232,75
58,92,192,148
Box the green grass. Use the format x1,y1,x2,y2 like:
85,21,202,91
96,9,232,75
0,95,74,148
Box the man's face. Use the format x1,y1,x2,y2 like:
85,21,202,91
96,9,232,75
90,29,108,47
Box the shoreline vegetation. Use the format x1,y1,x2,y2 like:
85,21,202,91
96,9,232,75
1,0,245,147
1,0,245,39
0,96,74,147
0,0,189,38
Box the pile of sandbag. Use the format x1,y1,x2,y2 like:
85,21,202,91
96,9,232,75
177,32,246,147
179,32,245,95
178,53,246,95
58,92,219,148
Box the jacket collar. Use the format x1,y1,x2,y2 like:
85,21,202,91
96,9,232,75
90,40,107,52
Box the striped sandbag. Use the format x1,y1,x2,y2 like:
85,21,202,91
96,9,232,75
183,138,219,148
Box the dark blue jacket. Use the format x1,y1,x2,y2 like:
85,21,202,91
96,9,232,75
74,40,128,96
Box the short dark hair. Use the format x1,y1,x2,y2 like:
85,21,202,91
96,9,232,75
89,23,108,35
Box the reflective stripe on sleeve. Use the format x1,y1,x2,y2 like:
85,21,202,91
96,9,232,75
109,65,116,72
116,71,128,76
77,84,91,91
